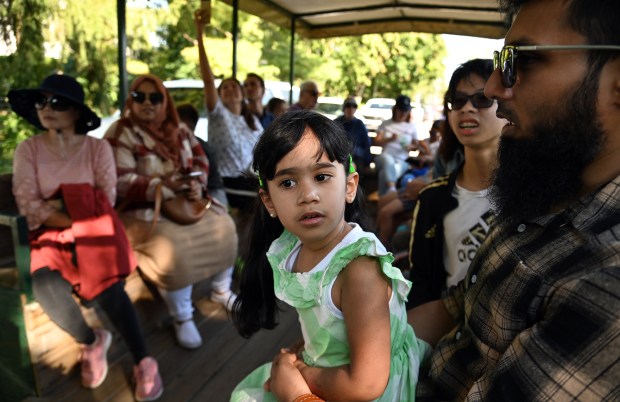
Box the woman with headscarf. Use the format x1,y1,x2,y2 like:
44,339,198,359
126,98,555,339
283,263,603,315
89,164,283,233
104,74,238,350
9,73,162,401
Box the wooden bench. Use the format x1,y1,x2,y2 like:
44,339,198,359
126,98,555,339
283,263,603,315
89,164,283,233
0,174,169,399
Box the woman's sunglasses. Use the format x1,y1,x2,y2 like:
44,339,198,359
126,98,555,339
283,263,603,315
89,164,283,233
493,44,620,88
34,95,72,112
131,91,164,105
447,92,494,111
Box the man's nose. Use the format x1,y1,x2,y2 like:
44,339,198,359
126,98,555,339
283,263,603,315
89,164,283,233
484,68,513,101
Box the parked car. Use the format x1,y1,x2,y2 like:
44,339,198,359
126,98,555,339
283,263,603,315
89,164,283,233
358,97,425,134
263,80,300,106
315,96,344,120
89,78,299,141
88,110,121,139
358,98,395,132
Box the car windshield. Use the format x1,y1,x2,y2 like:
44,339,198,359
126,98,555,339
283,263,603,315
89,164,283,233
369,103,393,109
315,103,341,115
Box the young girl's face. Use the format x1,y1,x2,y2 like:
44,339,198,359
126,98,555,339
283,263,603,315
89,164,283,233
260,128,358,248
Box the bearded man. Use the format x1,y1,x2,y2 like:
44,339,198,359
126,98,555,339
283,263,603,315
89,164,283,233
408,0,620,400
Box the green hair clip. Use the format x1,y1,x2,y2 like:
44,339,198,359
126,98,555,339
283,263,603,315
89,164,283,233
348,155,356,174
257,171,264,188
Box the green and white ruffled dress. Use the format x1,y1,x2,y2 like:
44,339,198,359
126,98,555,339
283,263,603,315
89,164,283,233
230,223,430,402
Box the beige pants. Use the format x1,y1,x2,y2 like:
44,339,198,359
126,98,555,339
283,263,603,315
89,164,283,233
121,208,238,290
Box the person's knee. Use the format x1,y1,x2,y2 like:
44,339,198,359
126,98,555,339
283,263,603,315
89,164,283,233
32,268,66,297
383,199,404,217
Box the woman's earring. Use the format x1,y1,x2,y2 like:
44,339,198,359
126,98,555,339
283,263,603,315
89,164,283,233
270,212,276,218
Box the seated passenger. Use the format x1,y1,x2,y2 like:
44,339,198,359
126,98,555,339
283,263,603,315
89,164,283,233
104,74,238,350
266,97,288,117
373,95,418,195
334,96,372,174
288,81,320,111
8,74,163,401
176,103,228,206
407,59,506,308
244,73,275,129
375,117,460,248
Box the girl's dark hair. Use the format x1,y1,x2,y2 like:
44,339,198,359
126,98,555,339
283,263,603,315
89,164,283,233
232,110,369,338
218,77,258,131
438,58,494,161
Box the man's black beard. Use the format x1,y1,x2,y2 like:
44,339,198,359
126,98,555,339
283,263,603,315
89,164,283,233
489,77,606,227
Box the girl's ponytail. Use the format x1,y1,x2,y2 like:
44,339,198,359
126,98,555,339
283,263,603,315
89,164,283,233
232,197,284,338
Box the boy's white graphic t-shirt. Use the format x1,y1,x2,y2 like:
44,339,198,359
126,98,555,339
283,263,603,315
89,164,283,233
443,183,494,288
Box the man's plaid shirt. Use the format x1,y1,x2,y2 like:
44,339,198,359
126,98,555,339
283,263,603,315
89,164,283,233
418,175,620,401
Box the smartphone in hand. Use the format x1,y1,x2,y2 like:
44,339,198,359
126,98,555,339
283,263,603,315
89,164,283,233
178,171,204,180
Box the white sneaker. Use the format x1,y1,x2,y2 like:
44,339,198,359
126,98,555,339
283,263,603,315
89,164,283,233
210,290,238,312
173,319,202,349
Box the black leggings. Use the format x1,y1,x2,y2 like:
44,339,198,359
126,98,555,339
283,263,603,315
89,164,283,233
32,268,148,364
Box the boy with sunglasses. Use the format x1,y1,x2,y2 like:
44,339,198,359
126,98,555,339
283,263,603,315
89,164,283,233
406,59,505,311
409,0,620,400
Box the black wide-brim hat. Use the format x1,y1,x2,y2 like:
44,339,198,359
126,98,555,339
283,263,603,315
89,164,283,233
7,74,101,134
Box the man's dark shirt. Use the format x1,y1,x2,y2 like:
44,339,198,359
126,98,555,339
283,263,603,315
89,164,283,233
418,174,620,401
334,115,372,168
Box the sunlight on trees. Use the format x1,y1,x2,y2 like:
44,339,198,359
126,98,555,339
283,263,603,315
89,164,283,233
0,0,447,172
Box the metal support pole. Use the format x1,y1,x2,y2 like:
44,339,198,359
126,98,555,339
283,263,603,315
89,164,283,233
117,0,127,111
232,0,239,79
288,17,296,104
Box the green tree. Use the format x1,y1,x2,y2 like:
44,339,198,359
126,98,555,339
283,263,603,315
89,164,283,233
0,0,447,173
0,0,51,172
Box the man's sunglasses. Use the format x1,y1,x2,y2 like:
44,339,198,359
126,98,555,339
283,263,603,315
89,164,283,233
447,92,494,111
131,91,164,105
34,95,72,112
493,44,620,88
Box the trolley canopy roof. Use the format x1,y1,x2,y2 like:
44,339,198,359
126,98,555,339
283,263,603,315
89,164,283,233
220,0,510,39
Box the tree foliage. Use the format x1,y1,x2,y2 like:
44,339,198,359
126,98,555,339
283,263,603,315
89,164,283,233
0,0,446,172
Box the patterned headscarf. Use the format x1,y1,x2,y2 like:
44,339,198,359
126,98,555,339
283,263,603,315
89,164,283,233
118,74,182,167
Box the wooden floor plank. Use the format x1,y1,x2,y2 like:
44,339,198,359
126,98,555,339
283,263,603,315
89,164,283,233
21,295,301,402
191,307,302,402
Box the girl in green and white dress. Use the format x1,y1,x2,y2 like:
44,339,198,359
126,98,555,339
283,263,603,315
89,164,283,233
231,110,430,402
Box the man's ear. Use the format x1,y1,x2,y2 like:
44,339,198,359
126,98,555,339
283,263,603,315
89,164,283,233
259,188,276,216
345,171,359,204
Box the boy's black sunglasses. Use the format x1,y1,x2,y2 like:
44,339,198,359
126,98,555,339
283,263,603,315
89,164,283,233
131,91,164,105
447,92,494,111
34,95,72,112
493,44,620,88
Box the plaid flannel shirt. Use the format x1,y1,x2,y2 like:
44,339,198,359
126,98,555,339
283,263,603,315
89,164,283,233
418,174,620,401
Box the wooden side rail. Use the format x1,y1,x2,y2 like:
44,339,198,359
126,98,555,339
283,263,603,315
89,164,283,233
0,212,33,301
0,172,39,399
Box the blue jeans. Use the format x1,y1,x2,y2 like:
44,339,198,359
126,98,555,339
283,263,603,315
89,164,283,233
375,153,407,195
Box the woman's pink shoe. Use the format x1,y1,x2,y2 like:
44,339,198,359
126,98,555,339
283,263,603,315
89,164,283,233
134,356,163,401
81,328,112,388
